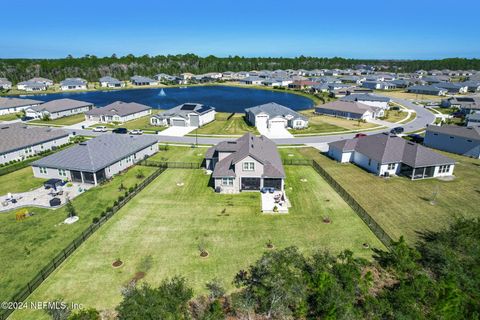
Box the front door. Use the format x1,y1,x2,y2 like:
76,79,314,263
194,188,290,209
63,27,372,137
241,177,261,191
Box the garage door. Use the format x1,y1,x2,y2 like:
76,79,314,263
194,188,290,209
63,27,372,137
270,120,286,130
190,115,200,127
172,119,186,127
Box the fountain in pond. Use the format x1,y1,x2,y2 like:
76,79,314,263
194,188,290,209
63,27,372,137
158,88,166,96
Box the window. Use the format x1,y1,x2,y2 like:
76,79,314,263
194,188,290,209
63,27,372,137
243,162,255,171
221,178,233,186
387,163,396,170
58,169,67,176
39,167,47,174
438,165,450,174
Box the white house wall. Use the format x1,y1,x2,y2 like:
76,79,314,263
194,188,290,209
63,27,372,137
1,135,70,165
198,110,215,126
0,103,41,115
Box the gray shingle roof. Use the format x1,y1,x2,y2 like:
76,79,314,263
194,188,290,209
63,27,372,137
85,101,151,117
99,76,122,84
60,78,87,86
0,97,42,110
31,98,93,113
328,133,455,167
245,102,307,121
209,133,285,178
32,134,158,172
18,81,47,89
130,75,156,83
340,93,391,103
426,124,480,141
0,123,69,155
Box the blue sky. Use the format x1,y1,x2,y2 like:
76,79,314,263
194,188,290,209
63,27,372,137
1,0,479,59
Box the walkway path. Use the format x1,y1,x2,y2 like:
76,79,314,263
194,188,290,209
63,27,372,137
158,126,197,137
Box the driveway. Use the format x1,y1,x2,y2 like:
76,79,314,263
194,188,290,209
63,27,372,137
158,126,197,137
65,119,98,130
257,125,294,139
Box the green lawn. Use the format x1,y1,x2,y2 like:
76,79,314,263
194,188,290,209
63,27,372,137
379,110,408,123
283,147,480,244
432,107,457,115
149,145,207,163
29,114,86,126
189,112,258,135
0,112,21,121
0,167,45,195
12,167,383,319
87,110,165,132
0,165,157,304
295,109,378,134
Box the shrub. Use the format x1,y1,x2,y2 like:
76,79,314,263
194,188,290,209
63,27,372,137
92,217,99,224
100,211,106,217
129,186,135,193
118,195,124,202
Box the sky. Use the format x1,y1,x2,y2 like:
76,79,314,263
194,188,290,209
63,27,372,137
1,0,479,60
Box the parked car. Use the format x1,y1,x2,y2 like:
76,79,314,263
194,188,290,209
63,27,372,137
21,116,34,121
112,128,128,134
354,133,367,138
129,129,143,135
93,126,108,132
408,134,424,143
390,126,404,135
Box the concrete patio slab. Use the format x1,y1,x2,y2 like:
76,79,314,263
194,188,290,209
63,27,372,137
158,126,197,137
261,190,290,213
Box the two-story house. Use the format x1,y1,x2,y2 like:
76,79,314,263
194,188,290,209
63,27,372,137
205,133,285,193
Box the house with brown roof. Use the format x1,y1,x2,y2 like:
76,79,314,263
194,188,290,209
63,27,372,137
328,133,455,179
205,133,285,193
424,125,480,159
25,98,93,120
315,101,384,120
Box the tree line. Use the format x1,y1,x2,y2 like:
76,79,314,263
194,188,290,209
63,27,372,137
48,217,480,319
1,54,480,84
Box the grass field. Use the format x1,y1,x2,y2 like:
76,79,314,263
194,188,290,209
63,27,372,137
189,112,258,135
297,109,379,132
13,167,383,319
29,114,86,126
432,107,457,114
0,113,21,121
283,147,480,243
0,167,46,195
0,165,157,304
380,110,408,123
149,145,207,163
87,110,164,132
375,90,444,101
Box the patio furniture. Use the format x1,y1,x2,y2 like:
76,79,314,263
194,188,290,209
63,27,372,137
49,198,61,207
44,179,63,191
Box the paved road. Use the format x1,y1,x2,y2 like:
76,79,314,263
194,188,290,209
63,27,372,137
65,98,436,145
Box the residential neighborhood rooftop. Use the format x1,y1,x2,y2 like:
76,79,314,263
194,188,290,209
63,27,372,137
30,98,93,113
85,101,151,117
0,97,42,110
0,123,69,155
426,124,480,140
245,102,307,121
32,134,158,172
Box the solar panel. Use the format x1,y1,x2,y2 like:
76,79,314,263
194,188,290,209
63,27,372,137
180,103,197,111
196,105,212,114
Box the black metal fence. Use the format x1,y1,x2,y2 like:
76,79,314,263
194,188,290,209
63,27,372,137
0,167,166,320
283,159,393,249
141,160,202,169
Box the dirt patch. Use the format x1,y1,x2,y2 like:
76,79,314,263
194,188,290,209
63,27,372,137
112,259,123,268
132,271,146,282
200,251,209,258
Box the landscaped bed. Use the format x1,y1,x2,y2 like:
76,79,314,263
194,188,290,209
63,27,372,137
282,147,480,243
0,165,157,304
11,167,383,318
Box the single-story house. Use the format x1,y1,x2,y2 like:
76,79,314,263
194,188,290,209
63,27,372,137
154,73,177,81
440,96,480,113
240,76,263,85
424,125,480,159
29,77,53,86
205,133,285,193
0,78,12,90
245,102,308,129
407,85,448,96
0,123,70,165
85,101,151,123
459,81,480,92
60,78,87,91
130,76,158,86
99,76,124,88
25,98,93,120
150,103,215,127
362,81,396,90
328,132,455,179
389,79,413,88
435,82,469,94
17,81,48,91
31,134,159,185
0,97,42,115
340,93,391,110
315,101,384,120
466,113,480,127
288,80,319,90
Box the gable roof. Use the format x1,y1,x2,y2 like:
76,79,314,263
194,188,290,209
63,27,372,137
85,101,151,117
245,102,307,121
32,134,158,172
130,75,156,83
99,76,122,84
60,78,87,86
0,123,69,155
426,124,480,141
153,103,215,120
0,97,42,110
209,133,285,178
340,93,391,103
316,101,376,115
30,98,93,113
328,132,455,167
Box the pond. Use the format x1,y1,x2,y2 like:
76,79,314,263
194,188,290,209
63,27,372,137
22,85,314,113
